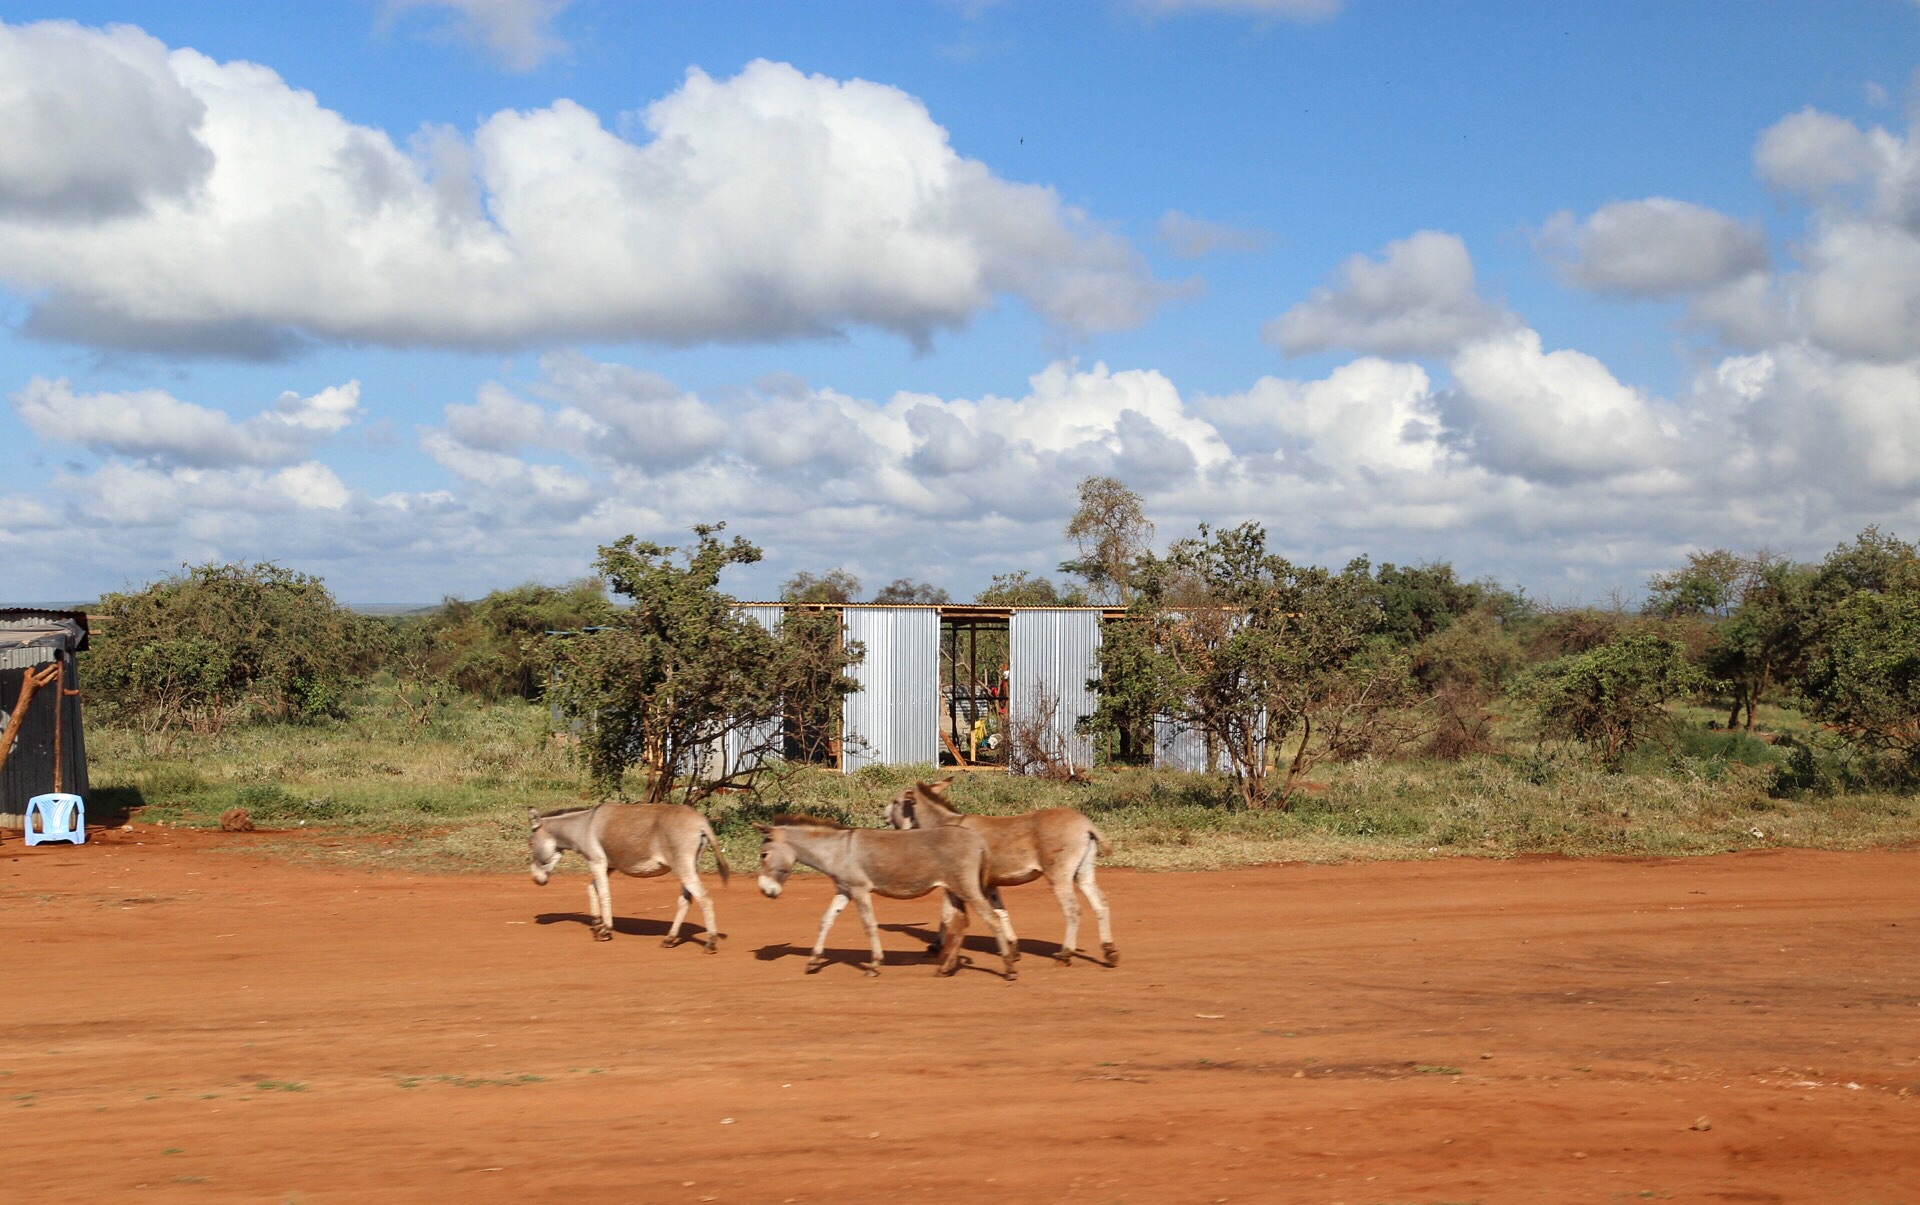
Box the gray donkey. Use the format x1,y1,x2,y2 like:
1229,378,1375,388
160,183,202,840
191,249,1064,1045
755,816,1019,979
888,776,1117,967
529,803,729,951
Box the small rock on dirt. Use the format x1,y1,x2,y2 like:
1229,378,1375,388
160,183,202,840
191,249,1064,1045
220,808,256,833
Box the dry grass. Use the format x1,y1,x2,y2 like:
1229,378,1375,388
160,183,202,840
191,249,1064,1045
85,698,1920,875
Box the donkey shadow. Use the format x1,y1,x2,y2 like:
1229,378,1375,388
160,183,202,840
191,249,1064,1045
880,919,1087,965
535,911,715,947
751,939,1008,978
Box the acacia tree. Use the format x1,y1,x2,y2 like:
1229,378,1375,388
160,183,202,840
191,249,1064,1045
550,526,860,803
1096,522,1402,808
1061,476,1153,604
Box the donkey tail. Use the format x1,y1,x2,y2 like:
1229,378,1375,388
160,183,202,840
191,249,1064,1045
702,820,731,886
1088,820,1111,859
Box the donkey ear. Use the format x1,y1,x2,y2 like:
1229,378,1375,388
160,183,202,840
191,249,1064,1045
928,775,954,796
751,822,772,835
528,807,541,827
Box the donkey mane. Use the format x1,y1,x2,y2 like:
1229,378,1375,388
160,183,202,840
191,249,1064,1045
535,804,596,820
771,812,847,829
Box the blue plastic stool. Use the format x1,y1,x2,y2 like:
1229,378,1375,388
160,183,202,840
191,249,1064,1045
24,793,85,846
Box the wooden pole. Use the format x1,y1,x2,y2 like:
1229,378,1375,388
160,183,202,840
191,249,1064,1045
0,663,61,775
50,655,64,794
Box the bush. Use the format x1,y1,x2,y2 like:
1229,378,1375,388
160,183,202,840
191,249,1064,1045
1512,631,1712,769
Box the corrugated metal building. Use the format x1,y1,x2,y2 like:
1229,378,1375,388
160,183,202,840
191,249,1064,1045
840,606,941,772
1,609,90,830
720,604,787,777
1008,608,1102,774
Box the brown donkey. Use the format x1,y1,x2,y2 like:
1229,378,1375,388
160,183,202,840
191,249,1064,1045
888,777,1117,966
754,816,1019,979
529,803,729,950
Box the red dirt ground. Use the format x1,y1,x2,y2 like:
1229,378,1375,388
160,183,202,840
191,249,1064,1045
3,826,1917,1204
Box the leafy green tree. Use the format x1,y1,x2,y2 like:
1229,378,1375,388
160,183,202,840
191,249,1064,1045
411,579,612,701
1699,557,1811,731
1061,476,1153,604
974,571,1088,607
551,526,860,802
1796,590,1920,772
782,569,861,604
1645,549,1749,619
872,578,950,604
1096,522,1402,807
1366,560,1512,644
1511,631,1710,768
1789,527,1920,773
89,562,374,733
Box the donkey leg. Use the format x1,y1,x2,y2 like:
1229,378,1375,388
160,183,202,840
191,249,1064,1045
1049,873,1082,965
589,862,615,941
663,886,693,948
966,889,1019,980
928,892,957,957
693,882,722,953
987,886,1018,948
851,891,885,977
1077,855,1117,966
934,892,971,976
808,893,850,974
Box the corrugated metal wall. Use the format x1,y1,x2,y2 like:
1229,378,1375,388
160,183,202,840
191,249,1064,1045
1153,714,1219,773
1152,711,1265,774
1007,608,1101,774
722,605,787,775
840,607,938,773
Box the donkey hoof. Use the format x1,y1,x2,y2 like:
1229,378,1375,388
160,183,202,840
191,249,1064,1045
860,963,882,978
593,928,614,942
704,940,720,954
1051,951,1075,966
1102,943,1120,966
805,956,829,974
660,937,679,949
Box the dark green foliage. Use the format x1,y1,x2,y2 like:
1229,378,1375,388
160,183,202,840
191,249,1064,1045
550,526,861,803
973,571,1088,606
1365,560,1524,645
781,569,861,604
1797,587,1920,774
88,562,374,733
871,579,950,604
409,580,611,701
1645,549,1748,619
1512,631,1712,768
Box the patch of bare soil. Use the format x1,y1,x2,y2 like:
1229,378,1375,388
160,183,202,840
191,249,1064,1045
2,826,1916,1203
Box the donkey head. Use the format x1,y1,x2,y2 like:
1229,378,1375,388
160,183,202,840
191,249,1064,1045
886,776,958,830
752,822,795,898
528,809,563,886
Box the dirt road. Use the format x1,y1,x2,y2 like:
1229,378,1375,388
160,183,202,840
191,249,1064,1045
3,827,1916,1203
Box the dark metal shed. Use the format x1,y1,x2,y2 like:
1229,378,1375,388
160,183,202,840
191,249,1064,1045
0,608,90,831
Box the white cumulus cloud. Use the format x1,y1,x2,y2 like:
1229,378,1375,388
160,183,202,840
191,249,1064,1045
1265,230,1510,358
10,378,361,468
1543,198,1769,297
0,26,1166,357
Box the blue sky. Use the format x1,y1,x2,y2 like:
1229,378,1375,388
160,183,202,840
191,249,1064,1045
3,0,1919,604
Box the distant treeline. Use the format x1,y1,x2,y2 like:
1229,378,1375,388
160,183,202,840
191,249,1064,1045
73,480,1920,807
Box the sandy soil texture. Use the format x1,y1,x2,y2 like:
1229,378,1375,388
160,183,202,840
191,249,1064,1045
2,826,1916,1203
